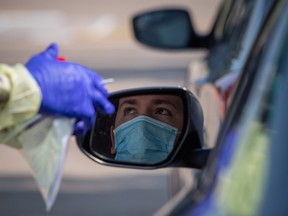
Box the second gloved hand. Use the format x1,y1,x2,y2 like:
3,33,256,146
25,43,115,131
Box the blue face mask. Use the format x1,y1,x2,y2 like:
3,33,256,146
113,115,178,164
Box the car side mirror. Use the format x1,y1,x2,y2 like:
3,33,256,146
132,8,213,50
77,87,211,169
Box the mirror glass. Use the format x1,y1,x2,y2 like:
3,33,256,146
133,9,193,49
90,93,186,164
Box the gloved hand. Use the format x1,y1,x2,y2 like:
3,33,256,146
26,43,115,133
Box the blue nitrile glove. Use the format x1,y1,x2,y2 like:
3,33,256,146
25,43,115,134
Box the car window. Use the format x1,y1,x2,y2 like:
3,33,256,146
206,0,256,81
194,0,273,149
206,0,272,82
179,1,287,215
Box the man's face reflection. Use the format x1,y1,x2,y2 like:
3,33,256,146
114,94,184,131
110,94,184,159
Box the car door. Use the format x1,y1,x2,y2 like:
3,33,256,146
167,0,287,215
169,0,272,200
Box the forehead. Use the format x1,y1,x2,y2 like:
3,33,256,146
118,94,183,107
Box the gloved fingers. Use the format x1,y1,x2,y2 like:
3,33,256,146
25,43,114,123
40,43,59,60
90,90,115,114
71,64,109,97
85,68,109,97
74,120,91,137
74,103,96,130
94,78,109,97
73,121,86,137
25,43,59,74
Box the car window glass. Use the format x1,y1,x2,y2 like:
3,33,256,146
230,0,274,71
206,0,266,81
206,0,255,81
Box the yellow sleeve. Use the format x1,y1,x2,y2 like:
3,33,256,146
0,63,42,133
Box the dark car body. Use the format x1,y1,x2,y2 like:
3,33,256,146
153,0,288,215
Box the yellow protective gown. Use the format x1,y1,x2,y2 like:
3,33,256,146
0,64,42,147
0,65,74,210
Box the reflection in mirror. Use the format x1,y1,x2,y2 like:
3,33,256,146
90,94,185,164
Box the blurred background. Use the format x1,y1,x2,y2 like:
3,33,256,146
0,0,221,215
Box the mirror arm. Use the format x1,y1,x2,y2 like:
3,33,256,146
189,33,214,49
180,148,212,169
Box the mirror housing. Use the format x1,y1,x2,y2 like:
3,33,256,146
77,87,210,169
132,8,213,50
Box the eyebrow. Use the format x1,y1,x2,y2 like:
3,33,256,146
118,98,180,110
118,99,138,109
152,99,178,110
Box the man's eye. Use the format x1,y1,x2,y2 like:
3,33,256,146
123,108,136,115
155,108,171,115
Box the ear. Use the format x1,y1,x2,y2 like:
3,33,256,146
110,126,116,154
